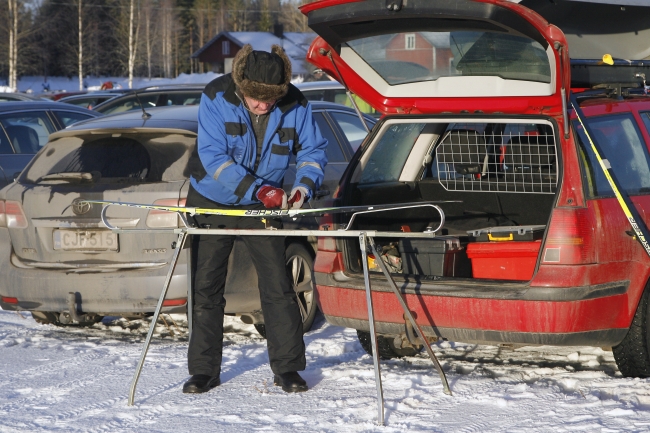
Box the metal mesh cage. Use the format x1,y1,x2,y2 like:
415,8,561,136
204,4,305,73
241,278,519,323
435,123,557,194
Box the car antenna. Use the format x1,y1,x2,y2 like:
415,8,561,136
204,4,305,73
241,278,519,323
319,48,370,133
133,90,151,119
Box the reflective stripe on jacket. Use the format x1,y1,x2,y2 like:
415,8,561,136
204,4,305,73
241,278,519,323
189,74,328,206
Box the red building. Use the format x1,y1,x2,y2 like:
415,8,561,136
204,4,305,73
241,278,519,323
385,32,453,76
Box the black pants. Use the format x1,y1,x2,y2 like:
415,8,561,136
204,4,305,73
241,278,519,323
186,185,305,377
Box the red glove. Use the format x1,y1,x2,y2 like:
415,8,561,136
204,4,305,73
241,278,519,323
256,185,287,209
288,186,309,209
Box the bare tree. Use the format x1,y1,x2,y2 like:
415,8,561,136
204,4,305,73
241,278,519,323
127,0,141,88
77,0,83,90
279,0,309,33
8,0,18,89
161,0,174,78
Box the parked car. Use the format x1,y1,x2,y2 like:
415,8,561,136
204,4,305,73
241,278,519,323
0,101,102,190
301,0,650,376
0,101,374,334
92,85,205,115
44,91,89,101
0,93,49,102
58,90,128,110
297,81,378,116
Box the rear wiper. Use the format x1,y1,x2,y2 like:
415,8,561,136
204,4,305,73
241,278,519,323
38,172,100,184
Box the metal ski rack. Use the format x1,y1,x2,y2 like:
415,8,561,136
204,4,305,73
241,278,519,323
99,203,452,426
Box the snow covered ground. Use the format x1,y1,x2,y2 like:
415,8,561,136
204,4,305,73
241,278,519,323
1,309,650,432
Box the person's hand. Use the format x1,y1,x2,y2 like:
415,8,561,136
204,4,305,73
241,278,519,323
288,187,309,209
256,185,287,209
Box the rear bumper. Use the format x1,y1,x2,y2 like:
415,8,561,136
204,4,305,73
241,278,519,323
0,259,190,315
315,270,632,347
325,315,628,347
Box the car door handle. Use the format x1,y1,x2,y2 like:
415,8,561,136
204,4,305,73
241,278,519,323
314,189,331,199
626,230,637,238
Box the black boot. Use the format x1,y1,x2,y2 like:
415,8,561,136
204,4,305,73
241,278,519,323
273,372,308,393
182,374,221,394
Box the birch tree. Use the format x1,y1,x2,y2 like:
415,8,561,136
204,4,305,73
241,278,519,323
127,0,141,88
8,0,18,90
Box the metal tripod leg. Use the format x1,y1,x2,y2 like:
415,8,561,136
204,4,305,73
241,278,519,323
359,233,385,426
128,231,188,406
368,237,452,396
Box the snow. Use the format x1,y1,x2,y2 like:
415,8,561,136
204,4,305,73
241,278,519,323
12,74,223,95
1,310,650,432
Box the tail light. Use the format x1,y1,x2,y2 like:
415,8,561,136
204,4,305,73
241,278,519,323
0,200,28,229
317,213,338,252
146,198,186,228
544,207,596,264
1,296,18,304
162,298,187,307
315,212,345,274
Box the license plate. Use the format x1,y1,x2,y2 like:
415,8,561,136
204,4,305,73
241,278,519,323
53,230,119,251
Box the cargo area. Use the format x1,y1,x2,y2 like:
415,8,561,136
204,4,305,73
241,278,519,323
338,118,558,281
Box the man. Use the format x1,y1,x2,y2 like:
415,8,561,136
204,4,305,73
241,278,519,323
182,44,327,394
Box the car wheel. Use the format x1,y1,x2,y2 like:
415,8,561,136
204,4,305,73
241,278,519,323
254,323,267,338
286,243,318,333
357,330,423,359
31,311,103,327
31,311,59,325
253,243,318,338
613,282,650,377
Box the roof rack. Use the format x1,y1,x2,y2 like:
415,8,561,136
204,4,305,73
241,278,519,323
571,59,650,89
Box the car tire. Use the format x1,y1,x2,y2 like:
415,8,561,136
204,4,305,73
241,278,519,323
31,311,59,325
30,311,103,328
613,282,650,377
253,243,318,338
254,323,267,338
357,330,423,359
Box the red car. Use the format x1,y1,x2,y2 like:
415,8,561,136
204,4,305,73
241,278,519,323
302,0,650,376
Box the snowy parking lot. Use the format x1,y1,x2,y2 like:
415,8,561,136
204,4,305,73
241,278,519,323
1,309,650,432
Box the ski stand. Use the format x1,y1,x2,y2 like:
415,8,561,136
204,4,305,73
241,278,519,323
97,202,452,424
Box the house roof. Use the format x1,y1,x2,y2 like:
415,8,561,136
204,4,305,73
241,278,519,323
192,31,317,75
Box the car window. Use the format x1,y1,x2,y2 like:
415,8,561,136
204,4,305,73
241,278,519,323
99,94,159,114
347,31,551,85
0,111,56,154
302,89,347,104
160,92,202,106
314,113,346,163
641,112,650,136
52,110,96,127
328,111,372,152
356,122,424,184
22,132,196,184
290,113,346,164
0,96,22,102
575,114,650,197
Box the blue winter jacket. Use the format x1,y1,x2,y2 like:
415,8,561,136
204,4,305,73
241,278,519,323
190,75,328,206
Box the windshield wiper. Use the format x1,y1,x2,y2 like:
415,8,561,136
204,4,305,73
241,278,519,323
38,172,100,184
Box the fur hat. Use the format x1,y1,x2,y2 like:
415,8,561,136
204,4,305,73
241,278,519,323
232,44,292,102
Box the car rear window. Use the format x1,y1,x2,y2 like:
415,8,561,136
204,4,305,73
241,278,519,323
575,114,650,197
347,31,551,85
352,119,557,193
21,132,196,185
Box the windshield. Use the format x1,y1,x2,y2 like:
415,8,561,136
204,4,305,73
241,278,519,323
347,31,552,85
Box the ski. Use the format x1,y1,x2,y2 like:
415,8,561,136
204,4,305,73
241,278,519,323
81,199,455,218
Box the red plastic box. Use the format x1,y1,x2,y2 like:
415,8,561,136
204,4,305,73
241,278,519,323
466,240,541,281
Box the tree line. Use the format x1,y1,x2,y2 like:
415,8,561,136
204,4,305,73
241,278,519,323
0,0,311,90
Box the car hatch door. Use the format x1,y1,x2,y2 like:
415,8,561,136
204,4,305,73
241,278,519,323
301,0,569,116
